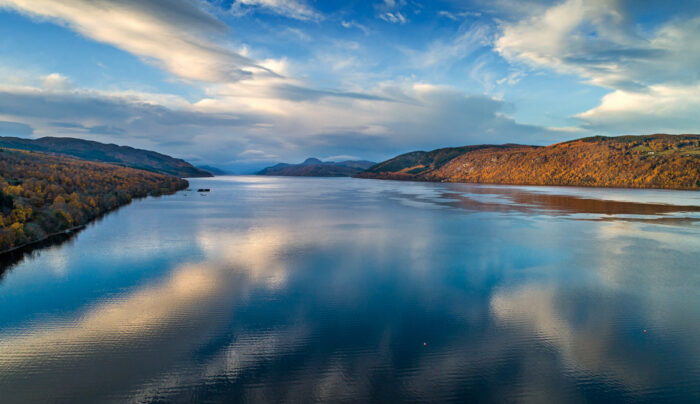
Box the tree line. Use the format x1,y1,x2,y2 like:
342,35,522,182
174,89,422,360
0,148,188,252
360,135,700,190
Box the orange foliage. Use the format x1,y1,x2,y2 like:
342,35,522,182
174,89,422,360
361,135,700,190
0,148,188,252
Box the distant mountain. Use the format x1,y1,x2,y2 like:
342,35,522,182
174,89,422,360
358,134,700,190
258,158,376,177
0,136,211,178
301,157,323,165
197,165,229,176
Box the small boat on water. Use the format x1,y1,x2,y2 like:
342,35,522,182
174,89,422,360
197,188,211,192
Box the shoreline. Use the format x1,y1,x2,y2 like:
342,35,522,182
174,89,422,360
0,225,84,276
208,173,700,192
354,174,700,192
0,183,187,269
0,223,86,257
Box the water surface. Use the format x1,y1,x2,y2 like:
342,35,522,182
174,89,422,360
1,177,699,402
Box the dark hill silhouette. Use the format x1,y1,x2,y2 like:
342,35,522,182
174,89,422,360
0,136,211,178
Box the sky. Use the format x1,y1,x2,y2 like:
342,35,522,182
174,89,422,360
0,0,699,172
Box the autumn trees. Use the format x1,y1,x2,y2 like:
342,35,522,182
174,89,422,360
359,134,700,190
0,148,188,252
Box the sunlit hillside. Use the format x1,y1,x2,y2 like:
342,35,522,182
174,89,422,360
359,135,700,189
0,148,187,252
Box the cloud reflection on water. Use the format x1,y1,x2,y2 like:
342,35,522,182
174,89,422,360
0,223,310,402
0,177,698,402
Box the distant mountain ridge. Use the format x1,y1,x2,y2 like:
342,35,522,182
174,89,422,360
0,136,211,178
258,158,376,177
357,134,700,190
197,165,228,176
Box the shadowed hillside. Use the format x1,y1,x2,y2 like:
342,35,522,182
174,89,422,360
358,134,700,189
0,136,212,178
0,148,188,253
258,158,376,177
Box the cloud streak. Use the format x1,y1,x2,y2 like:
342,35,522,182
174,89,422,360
0,0,269,83
231,0,321,21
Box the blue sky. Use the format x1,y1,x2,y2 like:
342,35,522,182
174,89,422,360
0,0,699,172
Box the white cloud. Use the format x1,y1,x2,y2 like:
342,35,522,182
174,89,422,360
231,0,320,21
437,10,481,21
413,23,492,68
323,154,362,162
0,0,567,170
576,83,700,133
40,72,73,92
195,78,557,164
545,125,586,134
380,11,407,24
0,0,269,83
495,70,525,86
375,0,408,24
341,20,370,35
497,0,615,80
0,68,561,171
0,80,259,164
238,149,278,159
495,0,700,133
282,27,311,41
496,0,700,90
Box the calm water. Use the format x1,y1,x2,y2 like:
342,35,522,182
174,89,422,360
1,177,699,403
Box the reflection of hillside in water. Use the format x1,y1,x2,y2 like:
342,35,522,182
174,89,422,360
0,229,80,279
390,184,700,220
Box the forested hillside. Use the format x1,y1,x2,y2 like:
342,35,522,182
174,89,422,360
0,136,212,178
0,148,187,253
358,135,700,190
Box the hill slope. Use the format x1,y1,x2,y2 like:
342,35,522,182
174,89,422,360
0,148,188,253
358,134,700,189
258,158,376,177
0,136,212,178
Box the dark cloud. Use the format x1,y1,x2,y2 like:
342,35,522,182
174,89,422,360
0,82,568,172
228,89,562,169
562,48,668,67
50,121,125,135
88,125,126,135
0,88,267,169
0,91,255,128
295,132,396,161
0,121,33,136
155,140,195,148
230,0,321,21
0,91,130,120
380,90,557,150
50,122,86,129
113,0,229,33
273,84,395,102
